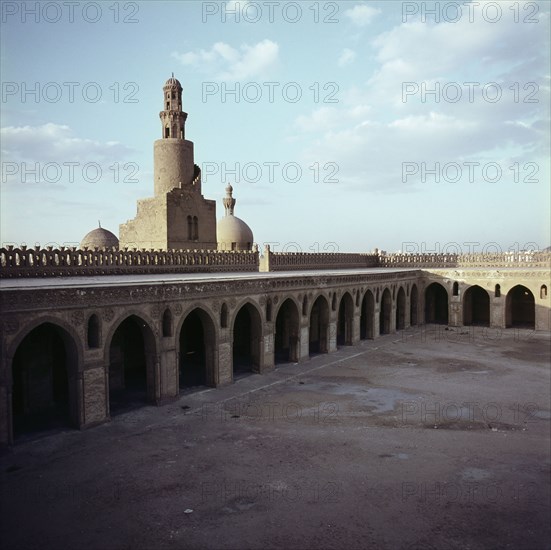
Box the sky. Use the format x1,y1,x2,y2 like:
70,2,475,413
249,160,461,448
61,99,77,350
1,0,549,253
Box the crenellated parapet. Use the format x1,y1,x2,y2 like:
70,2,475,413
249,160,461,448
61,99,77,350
0,245,259,277
378,252,551,268
2,246,550,277
260,246,379,272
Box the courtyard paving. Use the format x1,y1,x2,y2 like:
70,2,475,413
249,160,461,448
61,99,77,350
1,325,549,550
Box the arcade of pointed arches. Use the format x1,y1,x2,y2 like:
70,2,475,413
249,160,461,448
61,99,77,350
3,278,546,444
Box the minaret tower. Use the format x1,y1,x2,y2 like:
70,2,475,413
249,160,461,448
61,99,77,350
223,184,236,215
159,73,187,140
119,75,217,251
153,74,197,196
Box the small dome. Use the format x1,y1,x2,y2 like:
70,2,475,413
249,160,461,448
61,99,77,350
217,216,253,251
80,227,119,250
164,75,182,88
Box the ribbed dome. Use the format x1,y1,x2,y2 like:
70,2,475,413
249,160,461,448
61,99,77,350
164,75,182,88
217,216,253,251
80,227,119,250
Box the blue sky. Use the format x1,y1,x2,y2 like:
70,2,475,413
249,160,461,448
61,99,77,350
1,0,549,253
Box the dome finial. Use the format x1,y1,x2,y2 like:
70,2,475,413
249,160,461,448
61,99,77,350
98,220,101,229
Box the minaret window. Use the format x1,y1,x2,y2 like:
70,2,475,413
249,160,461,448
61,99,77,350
187,216,193,240
165,126,169,138
193,216,199,240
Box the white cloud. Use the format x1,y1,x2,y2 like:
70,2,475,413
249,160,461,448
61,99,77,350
344,4,381,26
293,1,549,192
172,39,279,81
1,123,133,164
1,123,136,187
338,48,357,67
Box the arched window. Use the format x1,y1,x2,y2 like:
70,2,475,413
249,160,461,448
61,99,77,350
87,314,100,348
162,308,173,337
453,282,459,296
220,303,228,328
355,291,360,307
376,289,380,303
193,216,199,240
165,126,170,138
541,285,548,299
331,293,337,311
266,299,272,322
495,284,501,298
302,295,308,316
187,216,193,240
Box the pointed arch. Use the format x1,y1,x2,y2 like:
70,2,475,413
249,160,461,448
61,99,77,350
232,302,262,376
337,292,354,346
274,298,300,364
396,287,406,330
179,308,217,388
360,290,375,339
425,283,449,324
506,285,535,328
220,303,228,329
309,295,330,354
380,288,392,335
11,322,79,440
162,308,173,337
410,284,419,326
108,315,158,414
87,314,100,348
463,285,490,326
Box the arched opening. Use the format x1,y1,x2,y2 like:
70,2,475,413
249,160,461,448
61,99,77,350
410,285,419,326
179,309,216,389
309,295,330,354
193,216,199,240
220,303,228,329
162,308,173,337
302,295,308,317
495,284,501,298
463,285,490,326
11,323,77,439
541,285,548,299
232,303,262,376
452,282,459,296
396,287,406,330
425,283,449,324
506,285,535,328
331,293,337,311
87,314,100,348
275,299,300,364
109,315,156,414
379,288,392,335
360,290,375,340
337,292,354,347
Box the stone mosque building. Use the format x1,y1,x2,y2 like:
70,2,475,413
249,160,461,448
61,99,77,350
1,75,549,448
79,75,254,254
